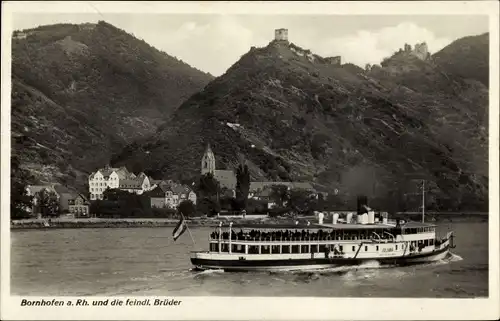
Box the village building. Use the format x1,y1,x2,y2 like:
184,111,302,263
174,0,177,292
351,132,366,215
149,181,197,209
25,184,83,216
68,194,90,217
248,181,317,198
200,143,320,204
88,165,153,200
201,144,237,191
249,186,276,209
248,182,318,209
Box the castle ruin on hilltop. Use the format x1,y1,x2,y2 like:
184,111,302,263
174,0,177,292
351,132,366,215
403,42,430,60
274,28,289,42
273,28,341,66
325,56,341,65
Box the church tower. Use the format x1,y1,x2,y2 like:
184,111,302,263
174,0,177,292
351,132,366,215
201,143,216,175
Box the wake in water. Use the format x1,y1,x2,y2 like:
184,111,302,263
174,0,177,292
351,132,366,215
447,252,464,262
288,260,396,276
417,252,464,268
191,268,225,278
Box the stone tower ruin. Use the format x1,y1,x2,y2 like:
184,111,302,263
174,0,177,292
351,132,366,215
412,42,429,60
325,56,341,65
274,28,288,41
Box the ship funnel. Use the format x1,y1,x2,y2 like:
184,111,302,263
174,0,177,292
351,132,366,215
382,212,388,225
368,211,375,224
357,195,369,214
318,211,324,224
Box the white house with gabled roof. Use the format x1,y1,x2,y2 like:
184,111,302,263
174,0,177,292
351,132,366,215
88,165,153,200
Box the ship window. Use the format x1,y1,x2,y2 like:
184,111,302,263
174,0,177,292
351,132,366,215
282,245,290,254
364,246,368,251
311,244,318,253
272,245,280,254
301,245,308,253
339,245,343,252
395,245,398,250
262,245,271,254
248,245,259,254
292,245,300,254
376,246,379,251
319,245,326,253
221,244,229,252
352,246,356,252
233,244,245,253
430,239,434,246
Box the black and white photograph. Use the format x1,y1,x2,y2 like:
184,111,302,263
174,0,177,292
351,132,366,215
1,1,499,320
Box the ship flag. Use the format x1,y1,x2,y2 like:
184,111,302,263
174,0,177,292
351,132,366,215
172,216,187,241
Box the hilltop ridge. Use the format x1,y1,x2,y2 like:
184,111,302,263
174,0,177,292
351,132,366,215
11,21,214,190
112,31,489,211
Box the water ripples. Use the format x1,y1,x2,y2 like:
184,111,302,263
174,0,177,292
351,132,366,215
10,223,488,297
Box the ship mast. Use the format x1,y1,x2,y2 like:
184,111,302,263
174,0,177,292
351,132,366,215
421,179,425,223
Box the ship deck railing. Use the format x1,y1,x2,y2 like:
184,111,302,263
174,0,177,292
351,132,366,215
208,237,396,243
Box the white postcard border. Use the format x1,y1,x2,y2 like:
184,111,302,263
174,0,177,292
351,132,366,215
1,1,499,320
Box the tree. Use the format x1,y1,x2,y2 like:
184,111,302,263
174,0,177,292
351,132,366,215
101,188,150,217
287,189,317,214
197,197,221,216
235,164,250,211
269,184,290,208
178,200,196,217
196,173,221,215
196,173,220,198
37,189,60,217
247,198,268,214
10,156,34,219
11,185,33,220
103,188,131,201
320,193,349,211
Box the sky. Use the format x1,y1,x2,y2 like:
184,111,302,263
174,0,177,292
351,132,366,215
12,13,489,76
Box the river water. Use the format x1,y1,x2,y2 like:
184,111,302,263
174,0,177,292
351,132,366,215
10,221,488,297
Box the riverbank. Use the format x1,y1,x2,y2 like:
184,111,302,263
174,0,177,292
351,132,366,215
10,212,488,230
10,216,270,230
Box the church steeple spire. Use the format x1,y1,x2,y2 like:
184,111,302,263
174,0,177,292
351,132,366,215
201,143,216,175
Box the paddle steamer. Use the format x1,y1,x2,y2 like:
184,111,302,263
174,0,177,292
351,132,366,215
190,210,455,272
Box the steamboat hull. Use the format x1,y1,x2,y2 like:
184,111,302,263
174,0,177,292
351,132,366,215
191,244,451,272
